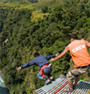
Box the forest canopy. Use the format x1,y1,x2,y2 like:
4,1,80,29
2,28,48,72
0,0,90,94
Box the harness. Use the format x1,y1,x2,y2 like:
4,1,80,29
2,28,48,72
40,63,52,79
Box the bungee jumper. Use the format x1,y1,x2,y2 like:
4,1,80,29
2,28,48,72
17,52,59,85
50,34,90,92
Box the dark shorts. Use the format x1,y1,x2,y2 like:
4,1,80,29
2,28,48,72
67,65,90,81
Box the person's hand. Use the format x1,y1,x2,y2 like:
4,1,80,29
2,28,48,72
55,53,59,56
50,58,55,61
16,67,22,71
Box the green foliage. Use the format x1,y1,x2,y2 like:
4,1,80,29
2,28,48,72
0,0,90,93
0,0,38,3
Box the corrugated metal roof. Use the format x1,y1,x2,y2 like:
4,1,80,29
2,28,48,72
35,75,90,94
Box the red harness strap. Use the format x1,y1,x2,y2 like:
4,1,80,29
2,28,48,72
40,63,51,79
52,81,68,94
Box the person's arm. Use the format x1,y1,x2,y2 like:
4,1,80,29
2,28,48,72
85,40,90,47
50,46,69,61
45,53,59,60
17,59,35,71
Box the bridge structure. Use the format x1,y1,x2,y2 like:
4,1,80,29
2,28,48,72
35,75,90,94
0,71,9,94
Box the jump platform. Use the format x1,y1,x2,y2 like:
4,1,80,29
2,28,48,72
35,75,90,94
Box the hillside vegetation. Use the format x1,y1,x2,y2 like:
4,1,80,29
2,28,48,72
0,0,90,93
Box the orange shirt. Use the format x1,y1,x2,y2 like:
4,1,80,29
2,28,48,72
68,39,90,68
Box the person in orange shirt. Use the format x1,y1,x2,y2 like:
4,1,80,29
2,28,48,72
50,34,90,92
